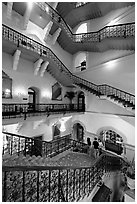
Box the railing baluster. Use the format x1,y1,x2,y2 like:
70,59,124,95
48,170,51,202
3,171,7,202
37,171,39,201
22,171,25,201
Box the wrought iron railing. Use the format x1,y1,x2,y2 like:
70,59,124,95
2,103,85,119
36,2,135,43
74,76,135,107
2,24,135,107
2,132,89,159
2,132,72,158
2,154,128,202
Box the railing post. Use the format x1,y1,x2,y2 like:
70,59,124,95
18,137,20,156
37,171,39,202
73,169,75,201
48,170,51,202
58,170,60,202
22,171,25,202
3,171,7,202
24,139,26,156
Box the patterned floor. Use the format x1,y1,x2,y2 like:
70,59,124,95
48,151,95,167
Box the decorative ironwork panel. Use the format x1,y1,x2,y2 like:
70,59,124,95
6,171,23,202
39,170,49,201
68,169,74,201
50,170,59,202
59,170,68,201
25,171,37,201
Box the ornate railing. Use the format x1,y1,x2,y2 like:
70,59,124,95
74,76,135,107
36,2,135,43
2,103,85,119
2,132,72,158
2,154,128,202
2,132,89,158
2,24,135,107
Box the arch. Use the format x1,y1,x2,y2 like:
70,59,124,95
77,91,85,109
74,52,87,68
71,120,86,142
75,22,87,34
96,126,127,143
28,87,40,110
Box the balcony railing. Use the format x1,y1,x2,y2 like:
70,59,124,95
2,24,135,108
2,153,128,202
2,132,72,158
36,2,135,43
2,132,89,158
2,103,85,119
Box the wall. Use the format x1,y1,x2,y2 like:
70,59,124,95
70,92,135,146
3,115,73,142
76,54,135,94
2,3,73,71
2,52,71,104
72,5,135,33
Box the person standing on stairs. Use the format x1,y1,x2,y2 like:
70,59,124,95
93,137,99,158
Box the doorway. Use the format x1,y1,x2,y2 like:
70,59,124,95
78,91,85,110
73,123,84,142
28,87,39,111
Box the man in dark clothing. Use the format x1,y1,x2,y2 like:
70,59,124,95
93,137,99,158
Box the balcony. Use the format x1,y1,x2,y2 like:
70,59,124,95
2,103,85,120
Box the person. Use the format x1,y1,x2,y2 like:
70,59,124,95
87,138,92,156
93,137,99,158
98,139,104,155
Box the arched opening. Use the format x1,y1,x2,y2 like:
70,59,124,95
28,87,40,111
73,123,84,142
78,91,85,110
75,22,87,34
99,129,123,155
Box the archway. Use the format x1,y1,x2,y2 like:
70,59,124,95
28,87,40,111
73,123,84,142
78,91,85,110
99,129,124,155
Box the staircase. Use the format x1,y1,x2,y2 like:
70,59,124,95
36,2,135,54
2,152,129,202
74,80,135,112
2,24,135,111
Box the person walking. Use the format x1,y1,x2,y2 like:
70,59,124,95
98,139,104,156
93,137,99,158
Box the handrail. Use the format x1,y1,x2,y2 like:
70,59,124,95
2,131,89,158
2,131,50,144
2,24,135,104
3,154,104,171
2,153,128,202
36,2,135,42
2,131,72,157
2,103,85,119
101,84,135,97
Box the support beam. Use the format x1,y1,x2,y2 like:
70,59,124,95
44,21,53,41
52,28,62,45
23,3,32,30
7,2,13,19
34,58,43,76
13,49,21,71
40,61,49,77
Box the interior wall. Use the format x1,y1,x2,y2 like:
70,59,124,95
2,3,73,71
2,52,71,104
76,54,135,94
87,5,134,32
